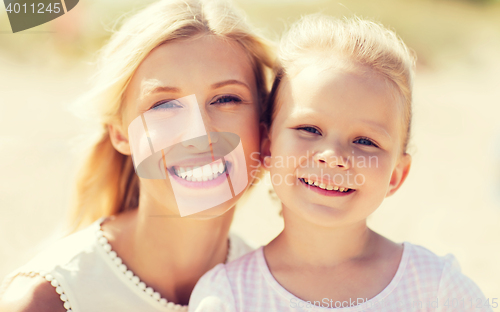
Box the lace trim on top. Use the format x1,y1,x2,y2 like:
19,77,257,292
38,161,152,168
95,217,232,311
14,271,74,311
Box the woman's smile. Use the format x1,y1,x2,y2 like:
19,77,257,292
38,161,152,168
167,159,232,189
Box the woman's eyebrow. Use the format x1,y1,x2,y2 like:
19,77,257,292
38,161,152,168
140,79,181,100
211,79,250,91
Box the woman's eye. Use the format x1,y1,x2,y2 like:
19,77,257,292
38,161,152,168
354,137,378,147
211,96,242,105
151,100,182,110
298,126,321,135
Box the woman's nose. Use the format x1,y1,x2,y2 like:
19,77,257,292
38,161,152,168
313,148,350,169
208,131,219,144
180,109,210,150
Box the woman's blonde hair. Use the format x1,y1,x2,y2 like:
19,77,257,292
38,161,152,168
67,0,274,233
263,14,416,153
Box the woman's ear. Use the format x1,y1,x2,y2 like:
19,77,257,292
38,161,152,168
259,122,272,170
108,122,132,156
386,153,411,197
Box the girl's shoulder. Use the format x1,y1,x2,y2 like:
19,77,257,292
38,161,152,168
402,242,490,311
403,241,464,280
188,247,263,312
226,232,258,262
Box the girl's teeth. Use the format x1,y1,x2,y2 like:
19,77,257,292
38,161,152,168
302,178,351,192
218,163,224,173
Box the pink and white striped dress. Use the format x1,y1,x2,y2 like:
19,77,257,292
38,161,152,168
189,242,493,312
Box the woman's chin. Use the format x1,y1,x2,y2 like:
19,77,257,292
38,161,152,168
180,197,239,219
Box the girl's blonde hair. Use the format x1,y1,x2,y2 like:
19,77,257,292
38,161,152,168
263,14,416,153
68,0,274,233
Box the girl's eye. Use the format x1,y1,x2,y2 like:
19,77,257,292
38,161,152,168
298,126,321,135
151,100,182,110
354,137,378,147
211,96,242,105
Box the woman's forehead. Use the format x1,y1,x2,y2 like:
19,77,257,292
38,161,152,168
130,36,256,92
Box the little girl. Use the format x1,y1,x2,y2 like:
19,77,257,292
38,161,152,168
188,15,492,312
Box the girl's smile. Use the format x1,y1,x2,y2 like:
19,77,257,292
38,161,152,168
262,62,411,227
299,177,355,196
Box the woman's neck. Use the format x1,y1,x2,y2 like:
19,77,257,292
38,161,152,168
102,200,234,305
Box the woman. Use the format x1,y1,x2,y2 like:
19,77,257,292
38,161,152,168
0,0,274,311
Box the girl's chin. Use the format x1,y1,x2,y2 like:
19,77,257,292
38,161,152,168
281,197,354,227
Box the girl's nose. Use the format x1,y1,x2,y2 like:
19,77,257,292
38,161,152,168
313,148,350,170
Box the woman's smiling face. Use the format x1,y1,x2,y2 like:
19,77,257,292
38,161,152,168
110,35,262,218
263,63,411,227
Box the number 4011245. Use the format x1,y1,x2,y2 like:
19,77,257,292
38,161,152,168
5,2,61,14
443,298,498,309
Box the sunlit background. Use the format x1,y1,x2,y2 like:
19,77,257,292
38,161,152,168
1,0,499,302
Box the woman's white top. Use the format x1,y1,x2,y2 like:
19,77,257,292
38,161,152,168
0,217,254,312
189,242,493,312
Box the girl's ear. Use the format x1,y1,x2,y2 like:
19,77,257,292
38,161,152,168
108,122,132,156
259,122,272,170
386,153,411,197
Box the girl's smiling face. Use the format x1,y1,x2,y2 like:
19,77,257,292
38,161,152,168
262,64,411,227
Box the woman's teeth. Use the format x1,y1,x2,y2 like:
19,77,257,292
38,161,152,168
300,178,352,192
173,160,227,182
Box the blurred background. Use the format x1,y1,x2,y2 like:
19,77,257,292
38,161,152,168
1,0,499,303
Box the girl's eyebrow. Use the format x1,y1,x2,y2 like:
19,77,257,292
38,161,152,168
358,120,392,140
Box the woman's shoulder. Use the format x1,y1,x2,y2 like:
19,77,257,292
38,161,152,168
0,274,66,312
16,218,104,274
0,218,105,311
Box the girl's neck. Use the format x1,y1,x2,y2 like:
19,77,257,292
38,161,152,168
266,205,379,268
102,198,234,305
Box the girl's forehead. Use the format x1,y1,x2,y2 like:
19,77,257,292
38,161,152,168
275,64,404,141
